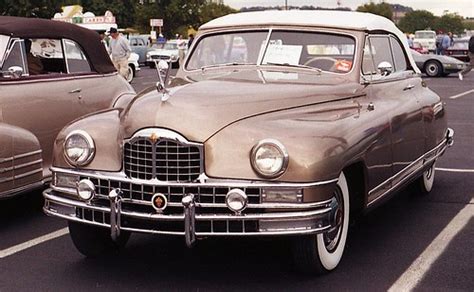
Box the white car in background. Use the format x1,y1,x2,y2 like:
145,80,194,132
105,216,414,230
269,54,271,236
414,30,437,52
126,52,140,83
146,40,187,68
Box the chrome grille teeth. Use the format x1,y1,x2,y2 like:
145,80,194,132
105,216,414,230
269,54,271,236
124,138,202,182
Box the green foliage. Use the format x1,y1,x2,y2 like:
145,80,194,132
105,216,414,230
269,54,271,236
398,10,436,33
356,2,393,20
0,0,236,36
432,14,465,35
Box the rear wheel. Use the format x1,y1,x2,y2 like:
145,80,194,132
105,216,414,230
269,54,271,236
425,60,443,77
68,221,130,258
292,172,350,274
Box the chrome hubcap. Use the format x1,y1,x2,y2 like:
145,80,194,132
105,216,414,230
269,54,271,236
324,186,344,252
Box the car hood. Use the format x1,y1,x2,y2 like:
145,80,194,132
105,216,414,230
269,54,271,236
120,69,364,142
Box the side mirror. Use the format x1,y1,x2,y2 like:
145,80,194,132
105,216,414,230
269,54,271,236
377,61,393,76
3,66,24,78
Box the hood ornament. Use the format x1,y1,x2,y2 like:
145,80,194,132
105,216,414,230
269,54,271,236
155,60,171,102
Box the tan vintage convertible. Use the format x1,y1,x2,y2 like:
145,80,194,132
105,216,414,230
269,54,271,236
43,11,453,274
0,16,135,199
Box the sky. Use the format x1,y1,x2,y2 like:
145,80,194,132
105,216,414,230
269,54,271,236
223,0,474,18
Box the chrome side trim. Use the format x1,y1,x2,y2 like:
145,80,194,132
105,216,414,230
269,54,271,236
0,159,42,173
368,139,447,206
50,166,339,188
0,149,42,163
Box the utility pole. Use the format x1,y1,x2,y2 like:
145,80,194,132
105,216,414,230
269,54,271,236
285,0,288,10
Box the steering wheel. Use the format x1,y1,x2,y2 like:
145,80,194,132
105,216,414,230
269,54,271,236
303,56,338,70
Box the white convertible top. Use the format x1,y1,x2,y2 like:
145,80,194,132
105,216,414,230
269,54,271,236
201,10,396,32
200,10,420,73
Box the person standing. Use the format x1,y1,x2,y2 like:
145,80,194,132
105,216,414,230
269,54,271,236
458,35,474,80
109,27,131,80
177,34,187,67
188,34,195,49
441,32,452,55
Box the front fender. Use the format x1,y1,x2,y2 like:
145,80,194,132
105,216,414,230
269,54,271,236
52,109,123,171
204,100,367,182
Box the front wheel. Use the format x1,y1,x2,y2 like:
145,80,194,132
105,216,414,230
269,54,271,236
292,172,350,274
68,221,130,258
425,60,443,77
418,162,436,194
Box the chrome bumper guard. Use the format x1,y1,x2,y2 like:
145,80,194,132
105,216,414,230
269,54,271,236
43,185,337,247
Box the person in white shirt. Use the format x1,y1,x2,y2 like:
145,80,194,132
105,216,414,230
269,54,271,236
177,34,187,67
109,27,131,80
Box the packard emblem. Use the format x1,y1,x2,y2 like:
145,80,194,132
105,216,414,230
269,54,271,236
150,132,159,144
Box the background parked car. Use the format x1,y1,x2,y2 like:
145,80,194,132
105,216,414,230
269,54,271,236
0,16,135,199
129,35,150,65
414,30,437,52
446,37,470,62
127,52,140,83
146,40,187,68
411,41,429,54
411,49,466,77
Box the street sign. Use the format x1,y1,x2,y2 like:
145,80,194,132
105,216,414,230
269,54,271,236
150,19,163,27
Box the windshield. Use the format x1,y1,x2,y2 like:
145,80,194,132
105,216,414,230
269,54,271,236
450,41,468,50
0,35,10,65
163,42,178,50
186,30,356,74
415,31,435,39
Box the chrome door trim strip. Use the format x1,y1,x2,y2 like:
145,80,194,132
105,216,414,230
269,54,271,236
368,140,446,206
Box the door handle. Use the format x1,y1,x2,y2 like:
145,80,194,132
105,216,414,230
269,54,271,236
403,84,415,91
69,88,82,93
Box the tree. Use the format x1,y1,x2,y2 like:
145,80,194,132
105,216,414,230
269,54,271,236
432,13,465,35
356,2,393,20
398,10,436,33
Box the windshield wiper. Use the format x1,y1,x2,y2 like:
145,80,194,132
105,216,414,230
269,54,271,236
201,62,254,71
264,62,322,74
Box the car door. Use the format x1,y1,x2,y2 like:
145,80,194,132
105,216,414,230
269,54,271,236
362,35,424,203
0,38,84,178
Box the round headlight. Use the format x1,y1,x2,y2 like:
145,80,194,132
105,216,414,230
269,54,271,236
251,139,289,178
64,130,95,166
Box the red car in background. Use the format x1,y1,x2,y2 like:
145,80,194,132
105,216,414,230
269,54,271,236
411,41,429,54
446,38,470,62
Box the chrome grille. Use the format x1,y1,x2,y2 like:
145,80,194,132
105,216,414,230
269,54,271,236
85,176,261,211
124,138,202,182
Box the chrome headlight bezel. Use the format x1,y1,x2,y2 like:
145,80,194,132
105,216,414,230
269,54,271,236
63,130,95,167
250,139,289,178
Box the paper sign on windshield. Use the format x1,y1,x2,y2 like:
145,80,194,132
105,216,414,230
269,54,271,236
264,44,302,66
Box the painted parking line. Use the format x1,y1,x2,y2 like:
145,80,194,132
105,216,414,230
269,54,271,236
436,167,474,173
448,89,474,100
388,199,474,292
0,228,69,259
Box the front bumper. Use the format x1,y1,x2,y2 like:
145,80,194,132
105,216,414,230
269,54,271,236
43,171,339,247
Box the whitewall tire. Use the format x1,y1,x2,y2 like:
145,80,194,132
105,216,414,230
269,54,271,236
419,162,436,194
292,172,350,274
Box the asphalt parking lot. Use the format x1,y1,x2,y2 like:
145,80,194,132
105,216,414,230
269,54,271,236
0,68,473,291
